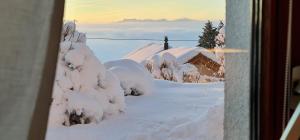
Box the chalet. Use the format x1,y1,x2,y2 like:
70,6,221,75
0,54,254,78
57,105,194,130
156,46,223,77
125,43,224,79
187,51,223,78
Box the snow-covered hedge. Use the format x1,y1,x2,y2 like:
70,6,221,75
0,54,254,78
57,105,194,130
180,63,201,83
48,22,125,127
105,59,154,96
143,52,202,83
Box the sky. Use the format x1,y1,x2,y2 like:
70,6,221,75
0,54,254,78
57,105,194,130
64,0,225,24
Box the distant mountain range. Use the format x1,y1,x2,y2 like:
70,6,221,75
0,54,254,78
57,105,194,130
118,18,205,23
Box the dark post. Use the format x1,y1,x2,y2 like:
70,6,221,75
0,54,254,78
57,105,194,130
164,36,169,50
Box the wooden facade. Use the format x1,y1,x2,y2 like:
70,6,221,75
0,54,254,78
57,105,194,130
187,52,223,78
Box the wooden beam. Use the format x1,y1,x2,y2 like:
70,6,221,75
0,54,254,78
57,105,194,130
260,0,291,139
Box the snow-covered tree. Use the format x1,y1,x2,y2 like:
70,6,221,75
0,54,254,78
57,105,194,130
217,21,224,31
48,21,126,127
215,21,225,48
104,59,154,96
214,24,225,78
198,21,224,49
198,21,218,49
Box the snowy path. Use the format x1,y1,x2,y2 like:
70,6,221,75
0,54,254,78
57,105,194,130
46,80,224,140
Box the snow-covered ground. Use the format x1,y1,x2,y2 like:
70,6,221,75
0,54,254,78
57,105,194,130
47,21,224,140
46,80,224,140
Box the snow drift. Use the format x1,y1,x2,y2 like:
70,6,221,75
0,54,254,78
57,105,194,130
48,22,125,127
46,80,224,140
105,59,154,96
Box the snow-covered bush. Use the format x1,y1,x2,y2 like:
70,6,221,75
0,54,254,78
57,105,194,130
179,63,201,83
105,59,154,96
48,22,125,127
214,26,225,78
215,26,225,48
160,52,182,82
142,51,226,83
143,52,183,82
143,54,163,79
61,21,86,43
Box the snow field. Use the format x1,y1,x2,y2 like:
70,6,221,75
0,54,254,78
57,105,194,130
47,22,225,140
47,80,224,140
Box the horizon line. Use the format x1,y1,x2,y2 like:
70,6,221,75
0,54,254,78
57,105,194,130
64,18,226,25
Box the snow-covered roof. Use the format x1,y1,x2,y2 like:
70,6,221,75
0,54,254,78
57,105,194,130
125,43,221,65
196,48,221,64
124,43,164,63
158,47,220,64
158,47,199,64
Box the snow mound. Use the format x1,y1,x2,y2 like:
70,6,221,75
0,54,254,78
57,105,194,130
105,59,154,96
48,21,125,127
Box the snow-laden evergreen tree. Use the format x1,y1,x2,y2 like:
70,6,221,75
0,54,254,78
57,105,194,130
48,21,126,127
217,21,224,31
198,21,224,49
198,21,218,49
